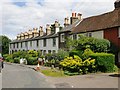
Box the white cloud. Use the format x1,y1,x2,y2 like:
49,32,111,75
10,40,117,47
2,0,116,40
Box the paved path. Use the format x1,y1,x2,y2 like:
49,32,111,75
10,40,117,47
2,63,55,88
22,64,119,88
46,73,119,88
3,63,119,88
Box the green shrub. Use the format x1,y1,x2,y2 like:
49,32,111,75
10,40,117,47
28,50,38,57
3,54,8,59
27,57,38,65
14,57,20,63
93,39,110,52
40,55,45,59
113,65,118,72
38,50,42,57
44,62,51,67
45,53,52,61
69,35,110,53
56,49,69,61
5,54,13,62
12,51,28,59
90,53,115,72
82,48,94,60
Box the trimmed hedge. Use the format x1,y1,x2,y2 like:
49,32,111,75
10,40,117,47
89,53,115,72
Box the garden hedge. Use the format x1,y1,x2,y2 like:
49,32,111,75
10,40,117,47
89,53,115,72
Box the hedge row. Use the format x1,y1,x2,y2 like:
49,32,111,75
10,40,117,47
89,53,115,72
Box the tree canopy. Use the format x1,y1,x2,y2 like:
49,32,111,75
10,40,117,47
0,35,11,55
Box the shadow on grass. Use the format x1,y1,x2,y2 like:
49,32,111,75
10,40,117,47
109,74,120,78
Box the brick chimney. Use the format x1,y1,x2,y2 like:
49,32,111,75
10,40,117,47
20,33,25,40
33,28,39,37
114,0,120,9
24,32,29,39
64,17,69,27
46,24,51,35
17,34,20,40
77,13,82,20
70,12,78,24
39,26,44,36
28,30,33,38
55,21,60,33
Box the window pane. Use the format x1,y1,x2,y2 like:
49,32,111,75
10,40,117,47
43,39,46,47
30,41,32,47
53,38,56,47
36,40,39,47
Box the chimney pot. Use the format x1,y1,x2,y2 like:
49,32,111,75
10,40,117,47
75,13,76,17
72,12,76,17
46,24,51,35
39,26,44,36
77,13,82,20
55,21,59,27
64,17,69,27
72,13,74,17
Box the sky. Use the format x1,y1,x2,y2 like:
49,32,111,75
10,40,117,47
1,0,116,40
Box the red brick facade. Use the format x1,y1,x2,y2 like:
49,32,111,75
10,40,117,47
104,27,120,49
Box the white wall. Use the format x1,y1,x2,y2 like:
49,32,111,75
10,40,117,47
77,30,104,39
92,30,104,39
9,37,59,54
41,37,59,53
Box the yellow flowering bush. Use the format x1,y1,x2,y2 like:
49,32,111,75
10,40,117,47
60,55,96,74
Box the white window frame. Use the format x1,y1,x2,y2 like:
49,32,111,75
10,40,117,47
85,32,92,37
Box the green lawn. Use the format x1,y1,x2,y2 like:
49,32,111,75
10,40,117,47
40,69,66,77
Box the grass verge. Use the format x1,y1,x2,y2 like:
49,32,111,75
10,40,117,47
40,69,66,77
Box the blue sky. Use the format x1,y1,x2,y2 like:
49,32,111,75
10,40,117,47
1,0,116,40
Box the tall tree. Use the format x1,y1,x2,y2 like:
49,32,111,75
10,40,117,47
0,35,11,55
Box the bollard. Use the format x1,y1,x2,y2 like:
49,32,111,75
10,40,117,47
36,63,40,70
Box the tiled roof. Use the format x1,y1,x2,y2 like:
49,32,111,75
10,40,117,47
72,8,120,33
59,19,81,33
10,33,58,43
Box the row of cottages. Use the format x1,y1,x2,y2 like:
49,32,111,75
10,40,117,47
9,12,81,54
9,21,61,54
9,0,120,63
58,0,120,64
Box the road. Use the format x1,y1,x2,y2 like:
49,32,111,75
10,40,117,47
2,63,54,88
